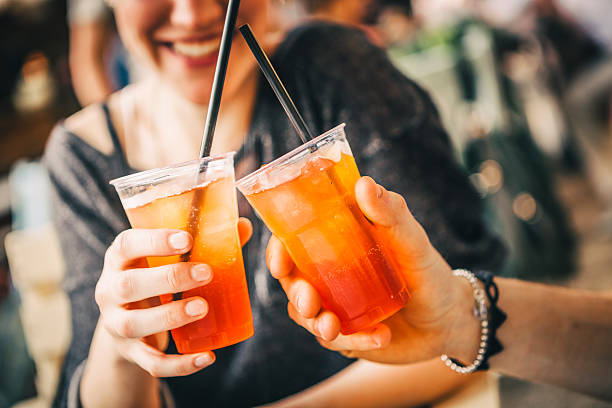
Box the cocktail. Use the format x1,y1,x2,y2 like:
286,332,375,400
111,153,253,353
236,125,410,334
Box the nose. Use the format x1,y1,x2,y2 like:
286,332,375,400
169,0,226,31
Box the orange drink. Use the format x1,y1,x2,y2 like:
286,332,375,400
236,125,409,334
111,154,253,353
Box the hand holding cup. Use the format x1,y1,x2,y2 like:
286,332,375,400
266,177,480,365
94,219,252,377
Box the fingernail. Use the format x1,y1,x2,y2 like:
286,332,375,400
317,320,332,341
376,184,384,199
185,299,207,316
372,326,384,347
194,354,213,367
296,295,306,315
191,264,212,282
169,232,190,250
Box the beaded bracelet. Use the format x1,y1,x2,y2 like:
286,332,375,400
441,269,490,374
441,269,506,374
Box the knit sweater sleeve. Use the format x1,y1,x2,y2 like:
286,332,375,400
43,125,129,407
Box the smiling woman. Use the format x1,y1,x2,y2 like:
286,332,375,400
112,0,268,104
43,0,505,407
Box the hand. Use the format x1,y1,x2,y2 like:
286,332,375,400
266,177,478,365
95,218,253,377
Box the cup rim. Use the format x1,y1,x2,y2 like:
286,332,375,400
235,123,346,188
109,151,236,190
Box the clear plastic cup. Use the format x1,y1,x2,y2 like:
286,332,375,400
236,124,409,334
111,153,253,353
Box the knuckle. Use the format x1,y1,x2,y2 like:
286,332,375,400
163,306,183,329
116,230,131,256
105,234,123,265
178,359,198,376
147,230,163,254
166,264,185,292
146,361,163,378
391,191,407,209
99,315,112,333
115,272,134,301
115,314,136,338
104,246,114,265
106,231,130,265
94,282,107,307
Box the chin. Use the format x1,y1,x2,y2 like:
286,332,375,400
185,90,213,105
177,81,213,105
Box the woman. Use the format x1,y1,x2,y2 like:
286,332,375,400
44,1,504,406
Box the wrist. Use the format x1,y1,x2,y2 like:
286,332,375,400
442,270,507,374
82,323,160,407
93,320,146,373
443,273,482,364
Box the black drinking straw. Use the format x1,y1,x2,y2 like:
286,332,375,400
239,23,378,236
177,0,242,290
200,0,242,158
239,24,315,143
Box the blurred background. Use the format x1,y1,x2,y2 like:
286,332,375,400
1,0,611,407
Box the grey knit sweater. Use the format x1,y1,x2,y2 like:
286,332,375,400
44,22,505,408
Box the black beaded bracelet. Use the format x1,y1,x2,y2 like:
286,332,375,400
441,269,506,373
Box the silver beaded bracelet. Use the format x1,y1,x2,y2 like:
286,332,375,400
440,268,489,374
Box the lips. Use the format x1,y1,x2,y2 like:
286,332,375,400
160,36,222,69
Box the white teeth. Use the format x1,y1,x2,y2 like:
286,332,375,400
173,40,219,57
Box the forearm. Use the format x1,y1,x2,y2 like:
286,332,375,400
81,321,160,408
489,278,612,400
270,358,473,408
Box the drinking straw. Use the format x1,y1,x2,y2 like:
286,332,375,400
178,0,241,282
238,24,314,143
239,24,379,232
200,0,242,158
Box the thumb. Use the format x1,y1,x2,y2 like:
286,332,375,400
355,176,414,229
355,177,434,266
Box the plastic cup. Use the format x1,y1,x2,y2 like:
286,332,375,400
236,124,410,334
110,153,253,353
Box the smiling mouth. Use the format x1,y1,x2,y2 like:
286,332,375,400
170,38,221,58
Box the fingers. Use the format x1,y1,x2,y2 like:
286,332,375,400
288,303,340,341
237,218,253,247
105,229,192,269
266,235,321,318
129,341,215,377
318,324,391,352
104,263,213,304
355,176,414,228
105,296,208,339
266,235,295,280
287,303,391,351
281,277,321,319
355,176,435,265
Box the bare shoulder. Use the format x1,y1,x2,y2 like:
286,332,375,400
63,100,115,155
62,84,140,155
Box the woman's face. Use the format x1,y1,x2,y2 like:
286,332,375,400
113,0,269,104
